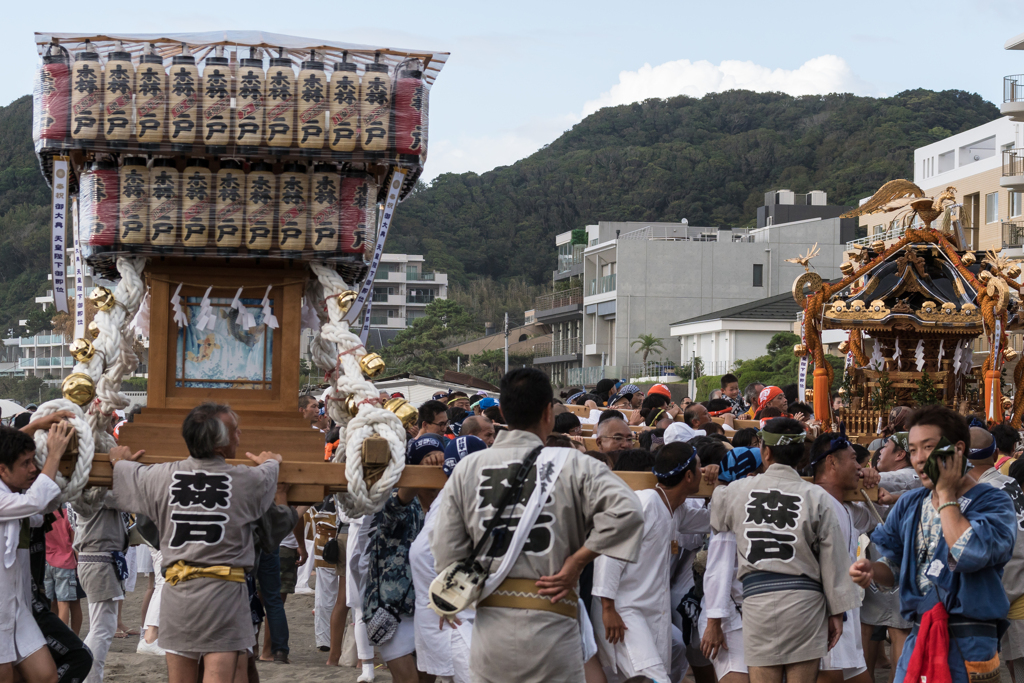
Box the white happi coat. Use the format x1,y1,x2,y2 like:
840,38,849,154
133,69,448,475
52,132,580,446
591,488,674,677
0,475,61,664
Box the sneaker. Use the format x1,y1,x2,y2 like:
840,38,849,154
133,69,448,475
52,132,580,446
272,650,290,664
318,645,330,652
136,639,166,657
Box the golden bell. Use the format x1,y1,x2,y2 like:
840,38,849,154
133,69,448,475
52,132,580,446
961,252,977,266
793,343,807,355
69,338,95,363
344,395,358,417
87,321,100,339
838,340,850,353
1007,264,1022,279
840,261,855,276
1006,347,1019,362
337,290,358,315
359,352,386,378
979,270,993,283
61,373,96,406
870,240,885,253
384,398,418,430
87,286,116,311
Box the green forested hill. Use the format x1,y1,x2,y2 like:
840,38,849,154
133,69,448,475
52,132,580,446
0,95,52,334
0,88,1003,334
389,89,1000,286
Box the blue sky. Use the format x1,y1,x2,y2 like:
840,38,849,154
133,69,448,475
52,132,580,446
6,0,1024,180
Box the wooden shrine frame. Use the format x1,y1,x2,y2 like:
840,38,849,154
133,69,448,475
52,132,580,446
145,262,306,412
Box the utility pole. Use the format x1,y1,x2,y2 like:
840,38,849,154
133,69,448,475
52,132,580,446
504,313,509,374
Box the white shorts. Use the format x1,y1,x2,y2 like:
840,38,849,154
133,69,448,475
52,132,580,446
0,604,47,666
137,545,155,574
710,627,747,679
379,617,416,662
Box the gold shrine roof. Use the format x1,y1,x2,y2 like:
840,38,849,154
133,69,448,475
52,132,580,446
822,243,983,333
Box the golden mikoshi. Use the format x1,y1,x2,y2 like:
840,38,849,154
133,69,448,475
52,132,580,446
69,338,96,363
62,372,96,406
88,286,116,311
359,352,386,378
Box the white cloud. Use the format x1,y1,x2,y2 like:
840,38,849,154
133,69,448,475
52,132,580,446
582,55,875,117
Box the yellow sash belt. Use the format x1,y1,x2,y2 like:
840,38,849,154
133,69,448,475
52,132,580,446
478,577,578,619
1008,595,1024,620
164,561,246,586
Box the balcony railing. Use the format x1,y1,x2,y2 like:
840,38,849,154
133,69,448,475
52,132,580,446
19,358,33,368
532,337,582,359
588,274,617,296
376,271,390,280
406,271,435,281
557,244,586,274
629,360,677,379
407,295,435,304
1004,222,1024,249
535,288,583,312
1004,148,1024,178
369,316,390,325
847,225,907,249
567,365,621,387
371,293,389,302
1005,75,1024,104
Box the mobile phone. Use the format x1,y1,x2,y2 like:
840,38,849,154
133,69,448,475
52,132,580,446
923,449,966,484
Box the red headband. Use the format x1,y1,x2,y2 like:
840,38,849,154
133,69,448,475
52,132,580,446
758,386,784,412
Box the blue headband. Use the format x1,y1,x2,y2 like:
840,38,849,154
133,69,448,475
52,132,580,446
567,392,584,404
969,440,997,460
810,423,851,467
653,452,696,481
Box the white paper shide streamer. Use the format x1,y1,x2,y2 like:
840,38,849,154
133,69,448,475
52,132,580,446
231,287,257,330
892,338,902,371
915,340,925,372
261,285,279,329
195,286,217,331
170,283,188,327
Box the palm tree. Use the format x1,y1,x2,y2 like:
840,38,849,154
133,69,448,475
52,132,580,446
631,334,666,363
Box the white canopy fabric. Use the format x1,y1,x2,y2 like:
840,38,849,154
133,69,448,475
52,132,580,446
0,399,28,419
35,31,449,86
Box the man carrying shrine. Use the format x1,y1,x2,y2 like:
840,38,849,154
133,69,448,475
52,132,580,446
850,406,1016,683
710,417,858,683
111,403,281,683
432,368,645,683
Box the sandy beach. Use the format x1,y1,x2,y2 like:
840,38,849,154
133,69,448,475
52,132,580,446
86,579,393,683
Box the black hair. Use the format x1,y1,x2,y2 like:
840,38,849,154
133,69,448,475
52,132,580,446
708,432,730,443
447,406,468,424
991,423,1020,455
553,412,582,434
613,449,656,472
546,434,576,449
597,410,625,424
689,435,728,467
574,393,601,406
731,428,759,449
1009,458,1024,490
754,405,783,421
0,425,36,469
761,417,807,467
417,400,448,428
298,394,317,409
12,412,32,430
703,422,725,437
645,406,671,427
906,405,970,453
705,398,732,413
653,442,698,487
483,406,503,423
721,373,738,389
852,444,871,465
499,368,553,429
788,401,813,418
781,384,799,404
637,428,665,452
809,432,840,477
182,403,235,459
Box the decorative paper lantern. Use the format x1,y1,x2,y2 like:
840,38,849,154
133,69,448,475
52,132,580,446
81,161,119,247
70,338,96,363
102,46,134,146
277,163,309,255
118,157,149,248
214,160,244,254
201,46,231,152
62,373,96,406
149,159,180,252
235,48,265,153
181,158,212,253
88,286,115,311
359,54,390,154
244,162,275,255
297,50,328,151
168,44,200,151
328,53,359,153
359,352,386,378
38,43,71,144
71,41,102,144
340,174,372,255
266,48,296,149
310,164,340,253
135,45,167,149
394,59,427,161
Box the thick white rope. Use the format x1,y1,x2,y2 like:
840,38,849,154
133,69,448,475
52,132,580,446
30,399,94,506
309,261,406,517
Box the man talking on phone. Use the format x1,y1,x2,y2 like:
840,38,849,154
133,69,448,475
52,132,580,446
850,406,1016,683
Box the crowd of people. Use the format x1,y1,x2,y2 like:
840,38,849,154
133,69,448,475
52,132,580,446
2,368,1024,683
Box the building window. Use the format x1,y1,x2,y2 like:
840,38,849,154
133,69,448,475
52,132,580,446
1012,192,1023,218
986,192,999,224
753,264,764,287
